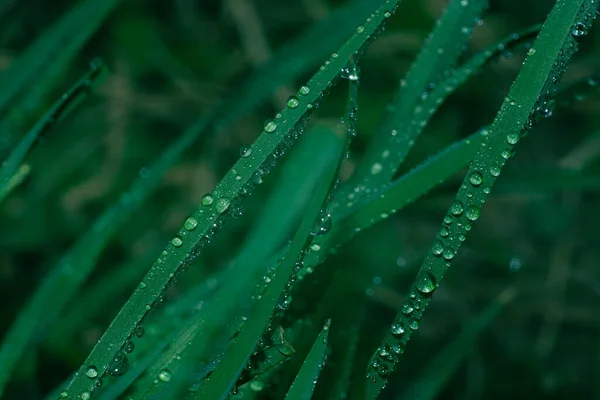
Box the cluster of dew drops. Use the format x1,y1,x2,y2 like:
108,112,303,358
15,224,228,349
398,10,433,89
366,16,597,385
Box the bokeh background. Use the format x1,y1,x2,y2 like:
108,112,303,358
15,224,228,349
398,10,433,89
1,0,600,398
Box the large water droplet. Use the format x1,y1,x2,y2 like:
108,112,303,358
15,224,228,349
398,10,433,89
286,96,299,109
432,241,444,255
299,85,310,96
572,22,587,39
466,206,480,221
184,216,198,231
507,133,519,145
215,198,230,214
240,145,252,158
490,165,501,177
442,247,455,260
415,271,436,295
391,322,405,336
341,60,360,81
409,319,420,330
81,391,91,400
172,236,183,247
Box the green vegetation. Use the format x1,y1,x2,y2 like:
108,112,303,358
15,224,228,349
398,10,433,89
1,0,599,399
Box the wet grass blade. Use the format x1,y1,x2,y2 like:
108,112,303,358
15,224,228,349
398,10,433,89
350,0,487,186
192,132,345,399
398,287,517,400
284,321,330,400
0,59,104,205
0,0,121,149
62,3,402,397
365,1,599,397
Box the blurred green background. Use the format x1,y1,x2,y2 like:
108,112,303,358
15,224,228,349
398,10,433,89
1,0,600,398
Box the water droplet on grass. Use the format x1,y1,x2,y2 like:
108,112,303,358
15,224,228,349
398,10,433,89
202,194,214,206
466,206,480,221
286,96,299,108
158,369,172,382
264,120,278,133
391,322,405,336
240,145,252,158
172,236,183,247
415,271,436,294
432,241,444,255
450,201,463,216
215,198,230,214
86,366,98,379
81,391,91,400
572,22,587,39
108,353,129,377
469,171,483,186
184,216,198,231
299,86,310,96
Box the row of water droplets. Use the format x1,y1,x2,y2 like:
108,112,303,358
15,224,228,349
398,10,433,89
365,14,596,390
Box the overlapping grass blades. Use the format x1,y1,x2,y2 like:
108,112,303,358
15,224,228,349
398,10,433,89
0,59,105,204
365,1,599,397
61,2,403,397
349,0,487,188
0,0,121,150
194,134,345,399
284,321,330,400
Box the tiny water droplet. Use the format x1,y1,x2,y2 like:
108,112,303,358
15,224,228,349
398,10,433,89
172,236,183,247
86,366,98,379
202,194,214,206
158,369,172,382
356,25,365,33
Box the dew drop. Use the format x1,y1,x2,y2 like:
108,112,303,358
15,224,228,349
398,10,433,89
401,304,413,315
171,236,183,247
250,381,265,392
81,391,91,400
442,247,455,260
409,319,420,330
572,22,587,39
440,226,449,237
507,133,519,145
124,341,135,353
138,282,146,289
432,241,444,255
240,145,252,158
450,201,463,216
215,198,230,214
158,369,172,382
341,60,360,81
415,271,436,295
356,25,365,33
391,322,405,336
469,171,483,186
490,165,501,177
299,85,310,96
86,366,98,379
60,392,68,398
264,120,278,133
286,96,299,109
370,162,383,175
466,206,480,221
184,216,198,231
202,194,214,206
108,353,129,377
310,243,321,252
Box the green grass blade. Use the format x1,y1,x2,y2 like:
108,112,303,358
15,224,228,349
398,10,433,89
0,0,121,149
0,59,104,204
192,133,345,399
365,1,599,397
62,3,402,397
284,321,330,400
350,0,487,186
398,287,517,400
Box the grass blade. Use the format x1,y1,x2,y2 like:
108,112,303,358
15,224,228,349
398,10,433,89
61,2,403,397
365,1,599,397
0,59,104,204
0,0,121,150
350,0,487,187
285,321,330,400
398,287,517,400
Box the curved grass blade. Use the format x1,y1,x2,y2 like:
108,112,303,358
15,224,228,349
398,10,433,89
62,3,403,397
285,321,330,400
349,0,488,187
191,131,346,399
398,287,517,400
0,0,121,150
365,1,599,397
0,59,105,205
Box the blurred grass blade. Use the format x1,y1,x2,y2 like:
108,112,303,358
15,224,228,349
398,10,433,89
285,321,330,400
398,287,517,400
0,0,121,149
350,0,487,186
193,130,346,399
63,2,402,397
365,1,599,397
0,59,105,204
219,0,386,125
